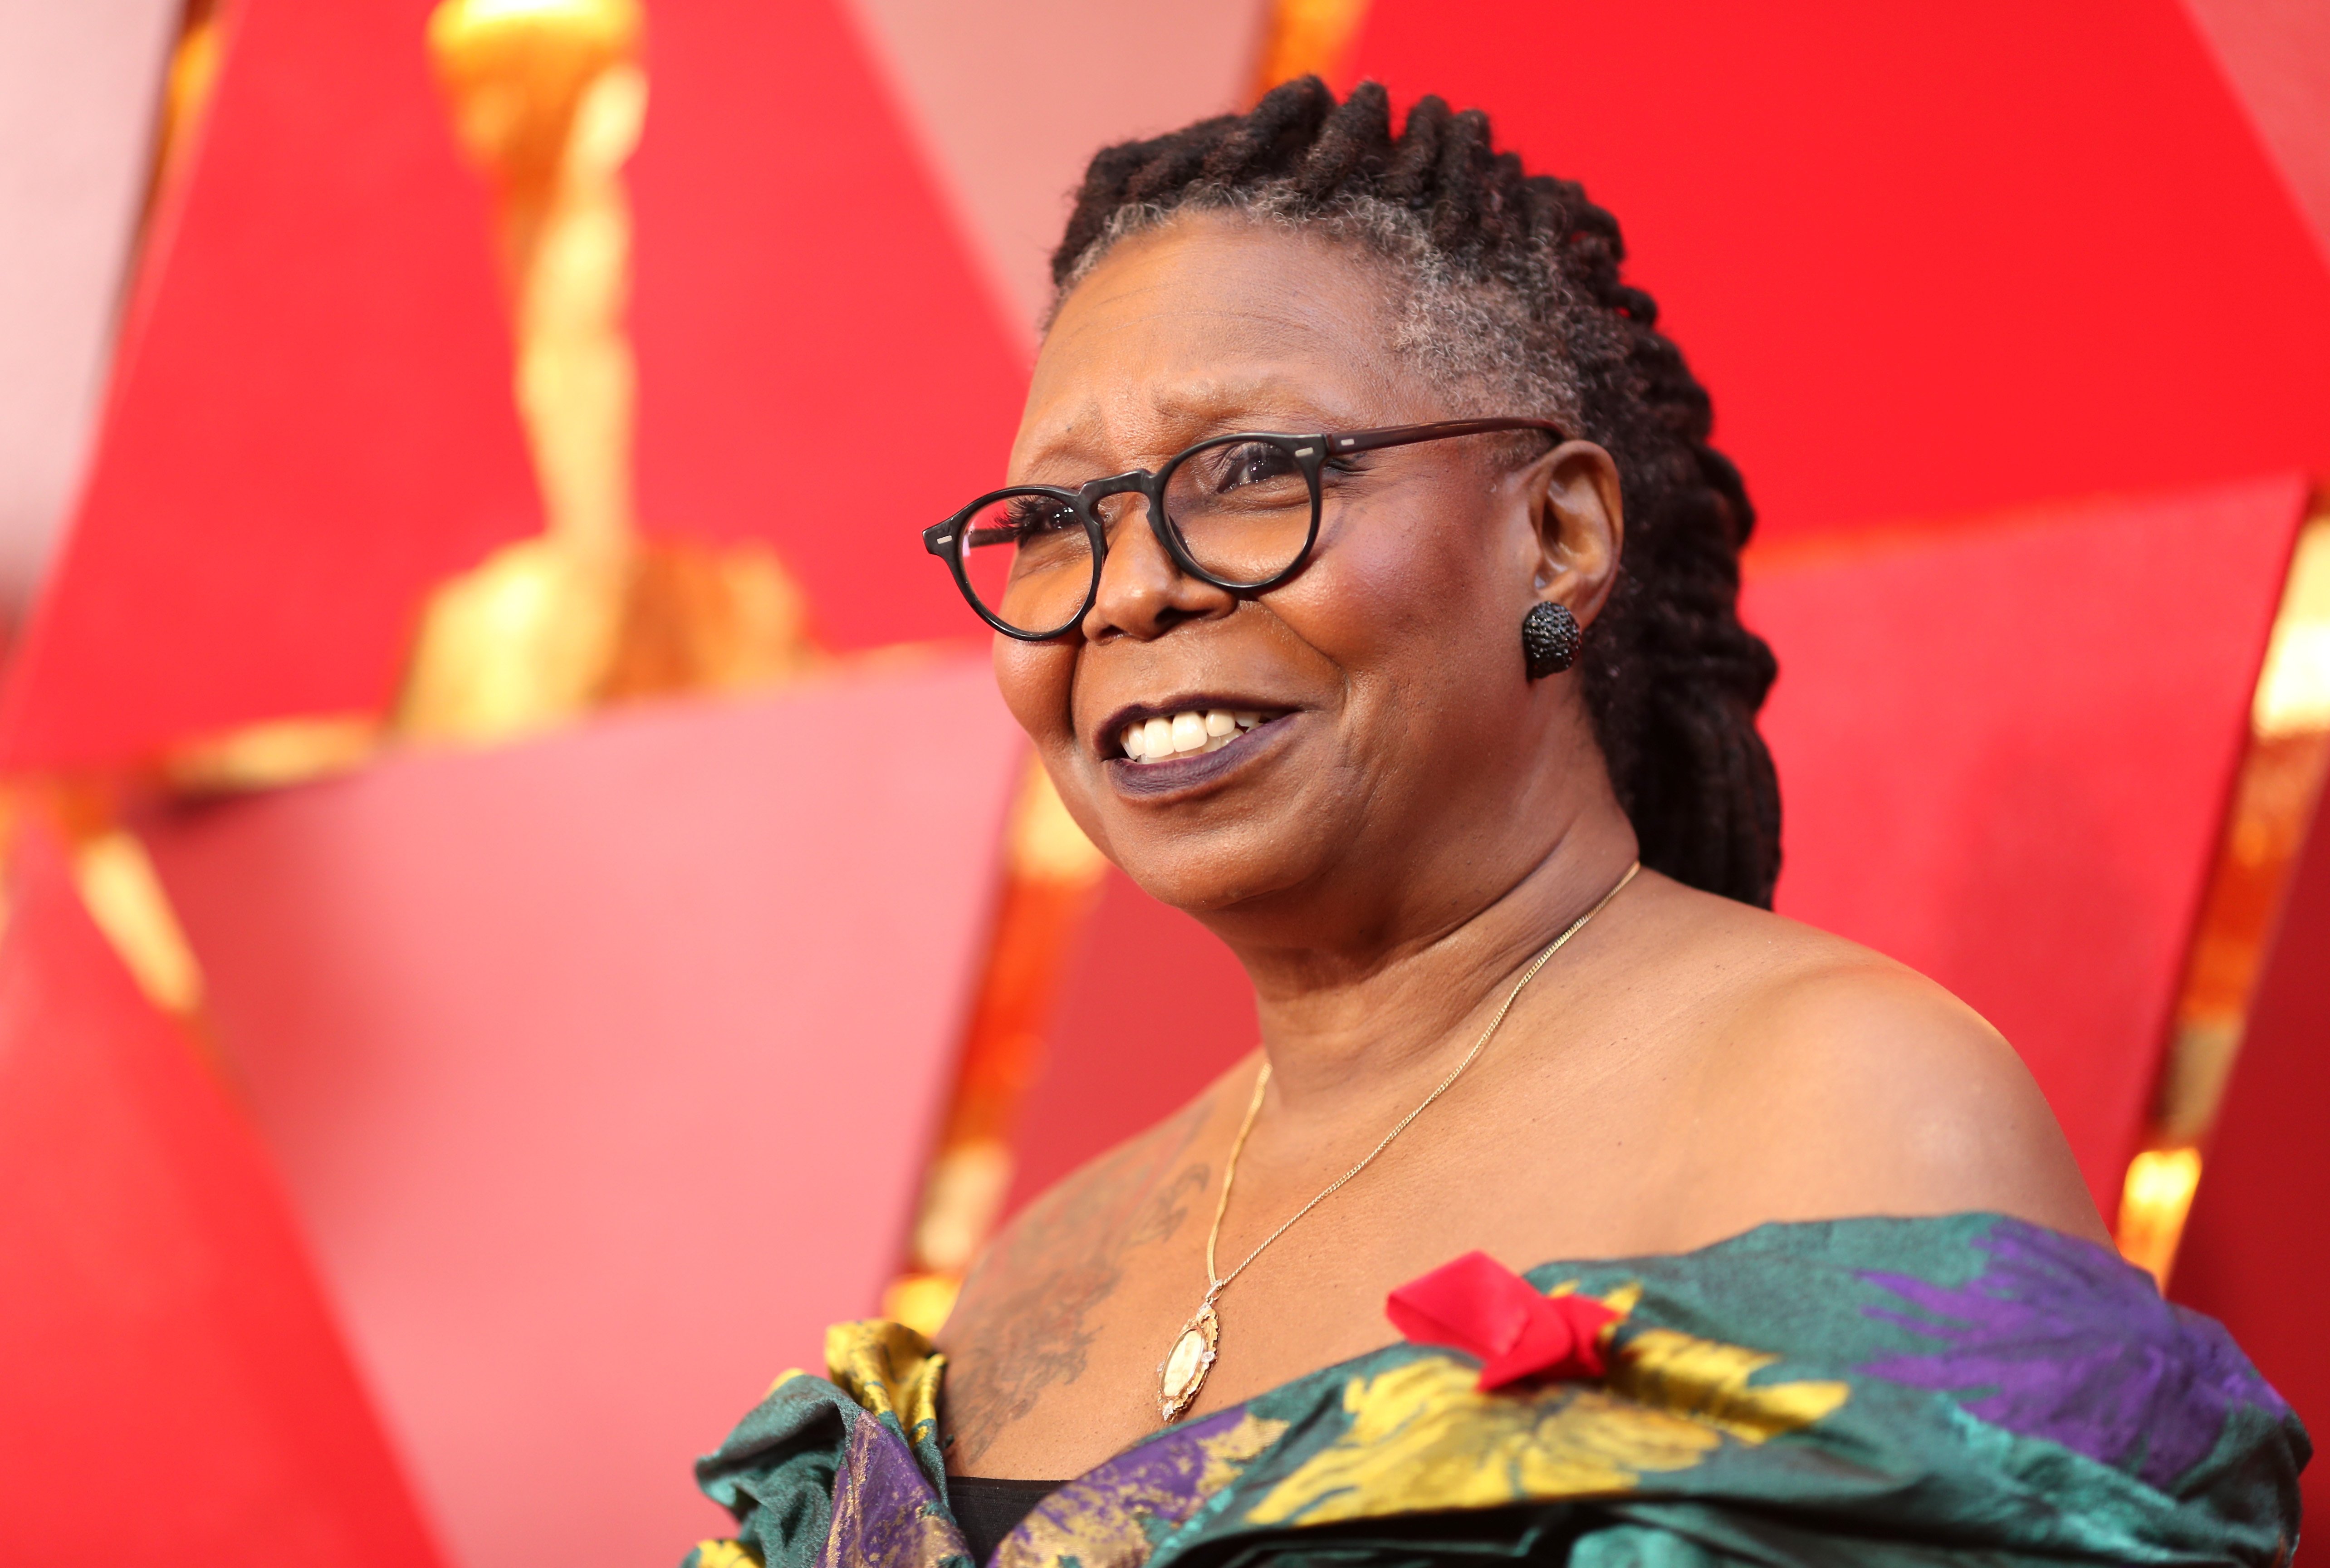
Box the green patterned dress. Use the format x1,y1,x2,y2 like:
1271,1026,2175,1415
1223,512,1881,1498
680,1215,2306,1567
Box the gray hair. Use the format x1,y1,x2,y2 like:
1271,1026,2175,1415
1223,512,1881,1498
1046,184,1608,438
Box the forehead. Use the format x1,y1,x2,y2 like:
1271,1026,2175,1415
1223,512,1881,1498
1013,213,1413,474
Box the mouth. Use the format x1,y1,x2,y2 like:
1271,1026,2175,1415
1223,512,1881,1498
1104,703,1285,764
1095,701,1294,797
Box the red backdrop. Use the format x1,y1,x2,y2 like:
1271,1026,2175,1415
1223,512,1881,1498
0,823,443,1567
1,0,2323,1554
0,0,1033,772
1342,0,2330,542
0,0,538,771
628,0,1031,654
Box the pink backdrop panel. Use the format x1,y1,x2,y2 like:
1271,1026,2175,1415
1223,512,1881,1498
2180,0,2330,267
140,654,1022,1568
839,0,1264,334
0,0,540,770
1748,475,2306,1209
0,823,444,1568
1346,0,2330,546
629,0,1032,654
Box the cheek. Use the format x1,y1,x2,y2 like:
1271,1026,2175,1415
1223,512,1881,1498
990,636,1078,745
1270,485,1514,671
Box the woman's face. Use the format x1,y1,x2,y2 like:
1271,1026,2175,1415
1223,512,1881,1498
994,213,1624,935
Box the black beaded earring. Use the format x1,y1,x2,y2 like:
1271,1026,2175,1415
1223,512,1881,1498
1522,601,1581,680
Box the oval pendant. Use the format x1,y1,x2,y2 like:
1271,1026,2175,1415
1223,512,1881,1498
1157,1300,1220,1423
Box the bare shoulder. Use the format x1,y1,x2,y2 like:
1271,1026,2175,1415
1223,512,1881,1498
1633,879,2111,1246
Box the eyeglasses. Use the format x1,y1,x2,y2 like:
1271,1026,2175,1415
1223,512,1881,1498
922,418,1566,640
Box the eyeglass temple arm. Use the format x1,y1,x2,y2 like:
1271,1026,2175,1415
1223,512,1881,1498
1324,418,1568,456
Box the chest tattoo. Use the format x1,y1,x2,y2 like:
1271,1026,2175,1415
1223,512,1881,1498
940,1107,1210,1466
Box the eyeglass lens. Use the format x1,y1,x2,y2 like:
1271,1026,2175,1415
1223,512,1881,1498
958,491,1089,637
955,436,1320,636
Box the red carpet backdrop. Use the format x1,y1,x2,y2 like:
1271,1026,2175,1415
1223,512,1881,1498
0,0,2324,1560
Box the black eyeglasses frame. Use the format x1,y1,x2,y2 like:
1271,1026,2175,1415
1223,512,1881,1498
921,417,1568,641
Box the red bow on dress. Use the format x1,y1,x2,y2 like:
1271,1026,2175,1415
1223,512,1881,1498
1385,1251,1621,1391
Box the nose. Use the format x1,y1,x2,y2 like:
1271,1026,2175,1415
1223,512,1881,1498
1082,490,1237,642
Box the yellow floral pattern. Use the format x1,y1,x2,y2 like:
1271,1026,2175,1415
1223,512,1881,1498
1194,1411,1290,1496
822,1319,947,1448
1613,1327,1850,1443
1247,1359,1716,1524
1249,1283,1849,1527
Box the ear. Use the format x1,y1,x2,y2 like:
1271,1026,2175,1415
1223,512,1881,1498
1519,441,1625,625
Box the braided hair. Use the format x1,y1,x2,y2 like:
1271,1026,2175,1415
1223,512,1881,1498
1049,78,1782,906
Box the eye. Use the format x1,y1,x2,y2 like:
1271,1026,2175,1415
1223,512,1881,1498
966,495,1077,546
1214,441,1299,491
1006,495,1078,534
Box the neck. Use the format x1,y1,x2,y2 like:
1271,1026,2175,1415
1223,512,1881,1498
1218,794,1642,1119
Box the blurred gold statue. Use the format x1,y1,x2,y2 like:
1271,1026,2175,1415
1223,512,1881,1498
404,0,812,743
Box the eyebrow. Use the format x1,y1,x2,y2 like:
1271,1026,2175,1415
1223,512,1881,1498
1015,378,1379,478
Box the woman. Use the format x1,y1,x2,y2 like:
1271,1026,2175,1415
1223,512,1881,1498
684,80,2304,1567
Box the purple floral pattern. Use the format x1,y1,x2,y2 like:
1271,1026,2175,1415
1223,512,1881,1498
818,1411,968,1568
1857,1219,2287,1489
994,1407,1286,1568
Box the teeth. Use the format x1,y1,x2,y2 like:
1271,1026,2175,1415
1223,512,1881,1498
1118,708,1280,762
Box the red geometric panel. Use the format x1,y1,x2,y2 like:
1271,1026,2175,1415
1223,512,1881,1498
139,654,1023,1568
629,0,1032,653
1348,0,2330,545
1747,475,2307,1209
2171,793,2330,1523
0,0,539,771
0,822,444,1567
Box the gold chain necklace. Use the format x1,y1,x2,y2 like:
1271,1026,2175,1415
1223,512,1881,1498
1156,860,1641,1422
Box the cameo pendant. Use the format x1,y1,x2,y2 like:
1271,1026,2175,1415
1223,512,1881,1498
1157,1299,1221,1423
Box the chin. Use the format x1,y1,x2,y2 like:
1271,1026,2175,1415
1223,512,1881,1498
1105,816,1331,918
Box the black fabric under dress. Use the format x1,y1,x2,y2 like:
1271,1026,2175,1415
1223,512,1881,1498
947,1476,1062,1564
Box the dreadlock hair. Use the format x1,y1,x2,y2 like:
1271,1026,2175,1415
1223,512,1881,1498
1048,77,1782,906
